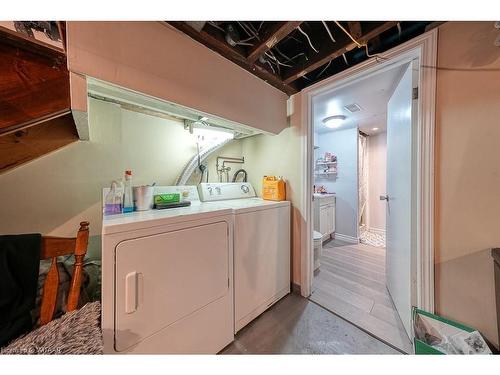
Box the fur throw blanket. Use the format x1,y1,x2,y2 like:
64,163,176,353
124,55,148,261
1,302,102,355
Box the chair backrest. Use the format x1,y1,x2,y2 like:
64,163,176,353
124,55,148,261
39,221,89,325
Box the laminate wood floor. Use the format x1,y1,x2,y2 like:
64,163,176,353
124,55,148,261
221,293,400,354
310,239,413,353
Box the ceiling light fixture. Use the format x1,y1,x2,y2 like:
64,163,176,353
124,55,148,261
372,127,379,131
323,115,347,128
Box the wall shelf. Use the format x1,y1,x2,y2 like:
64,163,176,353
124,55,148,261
315,155,337,178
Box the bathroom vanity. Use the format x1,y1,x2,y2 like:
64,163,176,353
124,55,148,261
313,193,336,241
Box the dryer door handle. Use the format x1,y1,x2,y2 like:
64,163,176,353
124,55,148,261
125,271,138,314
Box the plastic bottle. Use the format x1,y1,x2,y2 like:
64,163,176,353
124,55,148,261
123,170,134,213
104,180,122,215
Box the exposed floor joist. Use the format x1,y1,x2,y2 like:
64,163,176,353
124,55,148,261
246,21,303,63
168,21,433,93
283,22,398,84
347,22,363,40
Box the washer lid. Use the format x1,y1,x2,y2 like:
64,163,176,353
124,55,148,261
216,198,290,213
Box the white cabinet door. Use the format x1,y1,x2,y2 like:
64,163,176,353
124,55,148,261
326,206,332,235
330,202,336,233
320,203,335,237
319,205,329,235
327,204,335,234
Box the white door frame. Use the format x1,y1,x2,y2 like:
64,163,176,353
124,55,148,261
300,29,437,314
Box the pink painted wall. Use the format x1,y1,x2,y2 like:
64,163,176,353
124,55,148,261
66,22,288,134
435,21,500,348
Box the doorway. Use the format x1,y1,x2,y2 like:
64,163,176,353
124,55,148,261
358,131,387,248
310,63,412,352
301,30,437,353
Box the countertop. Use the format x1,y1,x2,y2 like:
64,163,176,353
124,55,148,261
313,193,336,198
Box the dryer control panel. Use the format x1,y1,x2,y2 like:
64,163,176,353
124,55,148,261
198,182,256,202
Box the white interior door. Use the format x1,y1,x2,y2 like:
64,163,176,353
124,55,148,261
385,62,418,338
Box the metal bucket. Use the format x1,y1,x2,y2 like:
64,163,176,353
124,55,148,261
133,185,154,211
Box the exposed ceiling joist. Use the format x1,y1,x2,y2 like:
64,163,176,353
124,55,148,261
166,21,298,95
246,21,303,63
169,21,432,92
347,22,362,39
282,21,398,85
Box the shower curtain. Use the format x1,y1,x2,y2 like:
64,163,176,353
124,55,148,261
358,133,368,235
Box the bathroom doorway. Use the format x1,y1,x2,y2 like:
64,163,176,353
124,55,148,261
303,29,438,354
310,63,412,352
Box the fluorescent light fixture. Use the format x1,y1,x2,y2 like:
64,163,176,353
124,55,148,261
372,127,379,131
193,127,233,147
323,115,347,128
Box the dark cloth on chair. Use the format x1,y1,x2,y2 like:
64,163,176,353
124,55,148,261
0,234,41,347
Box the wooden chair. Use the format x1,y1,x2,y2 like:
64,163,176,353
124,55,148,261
39,221,90,325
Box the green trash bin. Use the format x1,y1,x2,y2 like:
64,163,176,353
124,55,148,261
413,308,492,354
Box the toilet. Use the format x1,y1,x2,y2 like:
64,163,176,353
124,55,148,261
313,230,323,271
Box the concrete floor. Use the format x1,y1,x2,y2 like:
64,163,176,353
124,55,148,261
221,293,401,354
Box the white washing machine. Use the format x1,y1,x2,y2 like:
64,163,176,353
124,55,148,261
199,183,291,332
101,186,234,354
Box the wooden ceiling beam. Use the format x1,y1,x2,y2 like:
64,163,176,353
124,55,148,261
246,21,303,64
282,22,398,85
347,22,362,40
166,22,298,95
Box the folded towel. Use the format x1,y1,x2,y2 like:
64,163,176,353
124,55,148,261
0,234,41,347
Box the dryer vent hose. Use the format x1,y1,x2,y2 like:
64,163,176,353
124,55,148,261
175,139,233,186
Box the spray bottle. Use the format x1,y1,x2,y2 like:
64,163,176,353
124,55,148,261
123,170,134,213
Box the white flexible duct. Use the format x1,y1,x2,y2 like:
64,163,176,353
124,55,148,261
175,139,233,186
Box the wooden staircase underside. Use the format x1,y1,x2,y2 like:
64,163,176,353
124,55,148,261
0,24,79,173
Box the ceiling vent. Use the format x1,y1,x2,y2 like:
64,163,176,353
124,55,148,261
344,103,362,113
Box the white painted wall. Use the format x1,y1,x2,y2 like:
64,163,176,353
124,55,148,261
239,95,304,285
367,132,387,231
315,127,358,239
0,98,243,259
